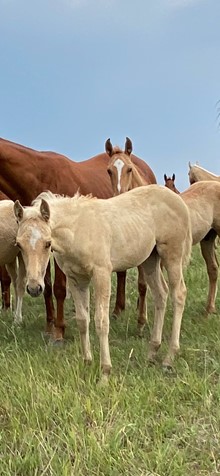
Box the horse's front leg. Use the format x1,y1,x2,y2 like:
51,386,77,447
137,265,148,337
112,271,126,317
93,267,112,381
43,262,55,334
53,260,66,341
13,253,27,324
0,265,11,310
68,278,92,363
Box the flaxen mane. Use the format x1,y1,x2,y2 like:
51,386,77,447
32,190,96,208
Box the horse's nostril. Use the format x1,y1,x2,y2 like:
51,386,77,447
26,284,43,297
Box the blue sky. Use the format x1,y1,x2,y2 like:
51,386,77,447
1,0,219,191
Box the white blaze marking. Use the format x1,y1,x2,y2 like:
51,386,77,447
113,158,124,192
30,227,42,250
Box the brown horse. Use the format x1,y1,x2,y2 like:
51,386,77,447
164,174,180,194
0,191,12,310
106,137,156,194
105,137,157,335
0,137,156,339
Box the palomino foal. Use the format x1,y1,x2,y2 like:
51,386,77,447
0,200,26,322
188,163,220,185
106,137,155,335
14,186,191,379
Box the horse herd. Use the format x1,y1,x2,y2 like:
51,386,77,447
0,136,220,381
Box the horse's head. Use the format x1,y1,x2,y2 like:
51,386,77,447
105,137,134,195
164,173,180,194
188,162,197,185
14,199,52,297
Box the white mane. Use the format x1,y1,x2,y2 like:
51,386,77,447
192,164,218,177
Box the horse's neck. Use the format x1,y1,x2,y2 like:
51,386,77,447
131,166,146,188
196,168,219,181
0,143,76,204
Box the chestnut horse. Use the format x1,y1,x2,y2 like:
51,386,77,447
14,186,191,378
105,137,156,335
164,174,180,194
0,191,12,310
0,137,156,339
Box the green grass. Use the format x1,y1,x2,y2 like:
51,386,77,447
0,246,220,475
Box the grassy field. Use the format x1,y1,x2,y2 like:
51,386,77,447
0,246,220,475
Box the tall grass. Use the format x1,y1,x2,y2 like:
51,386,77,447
0,246,220,475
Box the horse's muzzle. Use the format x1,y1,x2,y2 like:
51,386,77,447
26,284,43,297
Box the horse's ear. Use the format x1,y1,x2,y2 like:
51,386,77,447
40,199,50,222
188,161,192,170
105,138,113,157
172,173,175,181
164,174,167,181
125,137,132,155
14,200,24,222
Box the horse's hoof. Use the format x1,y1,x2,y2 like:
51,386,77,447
147,357,157,366
205,308,217,316
13,319,22,326
111,314,119,320
97,374,109,387
162,363,176,375
137,326,145,338
84,359,92,366
50,338,64,346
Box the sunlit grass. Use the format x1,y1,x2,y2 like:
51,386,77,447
0,246,220,475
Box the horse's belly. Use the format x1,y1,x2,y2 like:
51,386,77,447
111,235,155,272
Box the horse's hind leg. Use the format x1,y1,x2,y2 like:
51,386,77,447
200,233,218,314
161,255,187,369
142,250,168,363
112,271,126,317
53,261,67,341
0,265,11,310
137,265,148,337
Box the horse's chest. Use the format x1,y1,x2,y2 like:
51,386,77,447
53,251,92,280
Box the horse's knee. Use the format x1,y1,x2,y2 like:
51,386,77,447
138,281,147,297
53,282,66,301
76,319,88,334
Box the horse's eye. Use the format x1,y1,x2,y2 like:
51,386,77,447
107,169,112,176
127,168,132,173
45,241,51,249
